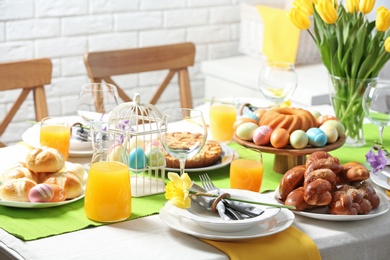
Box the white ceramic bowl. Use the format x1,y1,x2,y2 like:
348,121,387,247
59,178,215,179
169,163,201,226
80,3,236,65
173,189,281,232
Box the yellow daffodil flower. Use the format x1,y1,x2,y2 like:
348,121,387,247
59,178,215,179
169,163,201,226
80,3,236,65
376,7,390,32
315,0,338,24
165,172,193,208
346,0,360,13
359,0,376,14
293,0,314,16
289,7,311,30
385,37,390,52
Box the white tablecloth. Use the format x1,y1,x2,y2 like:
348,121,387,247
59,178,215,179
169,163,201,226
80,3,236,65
0,145,390,260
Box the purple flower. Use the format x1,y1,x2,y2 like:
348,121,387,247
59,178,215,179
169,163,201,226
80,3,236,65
366,149,388,173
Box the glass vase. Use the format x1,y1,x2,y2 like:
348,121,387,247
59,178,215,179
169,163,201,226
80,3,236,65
328,75,378,147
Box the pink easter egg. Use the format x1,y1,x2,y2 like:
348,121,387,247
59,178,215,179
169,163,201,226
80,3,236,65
252,125,273,145
28,183,54,202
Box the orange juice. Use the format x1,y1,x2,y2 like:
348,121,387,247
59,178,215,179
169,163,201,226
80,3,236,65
230,159,263,192
209,104,237,142
40,125,71,160
85,161,131,222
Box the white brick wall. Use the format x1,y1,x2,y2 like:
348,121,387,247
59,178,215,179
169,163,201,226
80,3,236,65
0,0,244,145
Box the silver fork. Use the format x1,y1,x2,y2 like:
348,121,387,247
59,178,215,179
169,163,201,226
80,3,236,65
199,174,262,218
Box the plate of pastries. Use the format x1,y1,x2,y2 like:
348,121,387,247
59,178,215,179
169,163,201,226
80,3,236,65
233,107,346,155
0,146,85,208
275,151,389,221
165,140,235,172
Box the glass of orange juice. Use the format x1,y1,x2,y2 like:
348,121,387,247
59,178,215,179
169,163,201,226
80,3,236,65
84,161,131,222
230,153,263,192
40,118,71,160
209,97,237,142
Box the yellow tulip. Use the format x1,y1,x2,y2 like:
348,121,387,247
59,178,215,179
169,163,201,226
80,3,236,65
293,0,314,16
359,0,376,14
385,37,390,52
376,7,390,32
346,0,360,13
289,7,311,30
315,0,338,24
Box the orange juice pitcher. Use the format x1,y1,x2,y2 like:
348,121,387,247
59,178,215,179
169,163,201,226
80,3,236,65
84,161,131,222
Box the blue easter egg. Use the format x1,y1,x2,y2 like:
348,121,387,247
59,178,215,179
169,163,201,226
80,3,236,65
128,147,146,171
242,112,259,122
306,128,327,147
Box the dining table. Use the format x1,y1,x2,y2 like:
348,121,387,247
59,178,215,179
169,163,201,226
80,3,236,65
0,102,390,260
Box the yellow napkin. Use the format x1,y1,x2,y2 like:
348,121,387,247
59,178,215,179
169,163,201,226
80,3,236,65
201,226,321,260
257,5,301,64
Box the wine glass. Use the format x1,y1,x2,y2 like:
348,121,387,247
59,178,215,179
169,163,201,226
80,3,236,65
160,108,207,176
362,81,390,145
77,83,119,124
258,61,298,107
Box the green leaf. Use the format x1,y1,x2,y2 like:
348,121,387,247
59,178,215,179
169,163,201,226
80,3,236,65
357,54,377,79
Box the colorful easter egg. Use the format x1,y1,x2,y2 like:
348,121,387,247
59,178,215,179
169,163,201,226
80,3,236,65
50,184,67,202
128,147,146,171
321,120,345,137
108,144,124,162
316,115,338,127
306,128,327,147
290,130,308,149
252,125,273,145
233,117,258,131
145,146,165,167
270,128,289,148
319,124,339,143
235,122,258,141
28,183,54,202
127,137,145,151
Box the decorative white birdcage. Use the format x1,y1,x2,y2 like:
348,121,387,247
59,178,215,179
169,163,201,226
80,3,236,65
105,93,166,197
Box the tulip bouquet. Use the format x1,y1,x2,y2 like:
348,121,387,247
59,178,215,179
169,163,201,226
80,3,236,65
289,0,390,146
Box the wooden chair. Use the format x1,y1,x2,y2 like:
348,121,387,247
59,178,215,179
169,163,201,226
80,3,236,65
0,58,52,147
84,42,195,108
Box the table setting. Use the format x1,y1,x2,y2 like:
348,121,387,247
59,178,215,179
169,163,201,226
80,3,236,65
2,2,390,258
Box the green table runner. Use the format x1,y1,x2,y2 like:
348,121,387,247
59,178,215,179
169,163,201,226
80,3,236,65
0,123,388,241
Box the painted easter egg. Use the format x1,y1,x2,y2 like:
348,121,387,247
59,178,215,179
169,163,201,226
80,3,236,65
236,122,258,141
290,130,308,149
270,128,289,148
319,124,338,143
145,146,165,167
233,117,258,131
128,147,147,171
50,184,67,202
321,120,345,137
306,128,327,147
252,125,273,145
28,183,54,202
316,115,338,127
108,144,124,162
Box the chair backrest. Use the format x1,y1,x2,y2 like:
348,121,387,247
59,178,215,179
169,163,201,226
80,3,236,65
84,42,195,108
0,58,52,147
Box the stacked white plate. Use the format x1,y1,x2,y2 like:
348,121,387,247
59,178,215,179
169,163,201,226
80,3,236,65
159,189,295,241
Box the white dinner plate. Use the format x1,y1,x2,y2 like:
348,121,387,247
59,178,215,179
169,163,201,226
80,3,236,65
22,119,93,157
274,187,389,221
370,171,390,190
173,189,280,232
379,167,390,178
165,144,235,173
159,201,294,241
0,192,84,208
0,162,87,208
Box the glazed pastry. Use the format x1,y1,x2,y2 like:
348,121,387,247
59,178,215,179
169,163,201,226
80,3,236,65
279,165,305,201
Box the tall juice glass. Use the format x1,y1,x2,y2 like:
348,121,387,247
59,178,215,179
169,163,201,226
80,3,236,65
40,118,71,160
209,98,237,142
84,161,131,222
230,155,263,192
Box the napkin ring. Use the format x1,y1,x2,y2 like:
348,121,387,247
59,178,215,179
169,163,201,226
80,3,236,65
211,193,231,213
